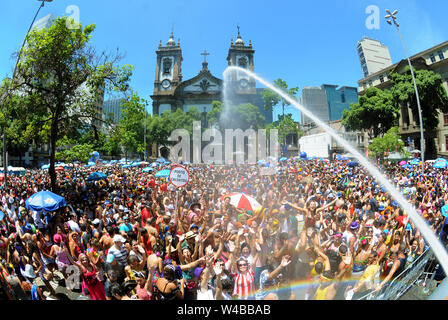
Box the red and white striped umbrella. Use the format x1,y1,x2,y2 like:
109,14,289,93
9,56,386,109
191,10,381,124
220,193,262,211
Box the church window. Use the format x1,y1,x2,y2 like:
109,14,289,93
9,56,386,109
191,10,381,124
238,57,247,68
163,58,172,74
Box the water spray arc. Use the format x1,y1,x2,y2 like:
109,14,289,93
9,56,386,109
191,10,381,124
223,66,448,278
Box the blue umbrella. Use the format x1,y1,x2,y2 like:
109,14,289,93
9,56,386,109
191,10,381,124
143,167,154,172
0,211,4,221
156,157,167,163
441,204,448,218
434,159,448,169
347,161,359,167
41,164,50,170
155,169,171,178
25,191,67,213
409,159,421,165
151,162,159,167
87,172,108,181
279,157,288,162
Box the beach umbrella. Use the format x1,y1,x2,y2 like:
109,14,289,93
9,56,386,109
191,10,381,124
151,162,159,167
347,161,359,168
155,169,171,178
399,161,407,166
409,159,421,165
25,190,67,213
279,157,288,162
156,157,167,163
300,152,307,159
433,158,448,169
220,193,262,211
142,167,154,172
55,166,65,172
41,164,50,170
87,172,107,181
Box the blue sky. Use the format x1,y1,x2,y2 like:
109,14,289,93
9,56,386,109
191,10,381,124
1,0,447,122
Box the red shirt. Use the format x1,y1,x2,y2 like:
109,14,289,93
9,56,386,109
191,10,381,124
141,207,151,227
141,235,153,255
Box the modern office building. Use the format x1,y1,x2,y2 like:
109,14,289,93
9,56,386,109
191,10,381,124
301,85,358,125
357,37,393,78
103,98,125,124
357,40,448,156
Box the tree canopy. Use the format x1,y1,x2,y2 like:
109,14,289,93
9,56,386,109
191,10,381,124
342,87,399,138
13,16,132,190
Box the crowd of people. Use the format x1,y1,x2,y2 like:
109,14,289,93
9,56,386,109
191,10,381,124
0,157,447,300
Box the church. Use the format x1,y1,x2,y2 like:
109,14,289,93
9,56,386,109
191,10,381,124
150,28,273,123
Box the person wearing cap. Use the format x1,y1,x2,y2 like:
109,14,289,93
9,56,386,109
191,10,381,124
119,216,133,235
107,234,129,268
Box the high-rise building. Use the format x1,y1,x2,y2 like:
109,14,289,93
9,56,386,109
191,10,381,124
103,98,125,124
301,87,329,125
357,37,393,77
32,13,55,31
301,85,357,126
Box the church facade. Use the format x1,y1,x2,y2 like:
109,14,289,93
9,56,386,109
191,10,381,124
151,29,272,123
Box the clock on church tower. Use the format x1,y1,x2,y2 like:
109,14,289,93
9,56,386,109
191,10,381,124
151,31,183,115
226,27,256,94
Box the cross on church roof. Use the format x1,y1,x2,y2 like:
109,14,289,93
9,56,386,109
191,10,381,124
201,50,210,63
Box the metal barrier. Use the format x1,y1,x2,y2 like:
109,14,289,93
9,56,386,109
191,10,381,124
358,248,434,300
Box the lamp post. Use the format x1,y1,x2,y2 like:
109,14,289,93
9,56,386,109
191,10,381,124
144,105,147,162
385,9,425,172
1,0,53,187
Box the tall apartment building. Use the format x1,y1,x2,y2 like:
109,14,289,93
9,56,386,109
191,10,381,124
357,37,393,77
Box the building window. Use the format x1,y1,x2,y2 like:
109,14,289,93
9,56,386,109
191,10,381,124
379,75,384,83
444,114,448,126
438,50,445,60
445,136,448,151
430,54,436,63
163,58,172,74
341,93,346,103
368,80,373,87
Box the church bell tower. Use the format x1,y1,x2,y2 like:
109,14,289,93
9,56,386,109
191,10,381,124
152,31,183,115
226,27,256,95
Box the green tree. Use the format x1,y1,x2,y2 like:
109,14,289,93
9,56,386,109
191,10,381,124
261,78,299,116
368,127,408,160
390,67,448,160
207,101,265,130
342,87,399,139
56,144,93,163
14,16,132,191
118,92,148,159
266,114,302,146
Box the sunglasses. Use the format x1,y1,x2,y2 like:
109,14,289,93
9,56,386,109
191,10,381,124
238,263,248,267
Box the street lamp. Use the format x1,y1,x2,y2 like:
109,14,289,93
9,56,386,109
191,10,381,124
385,9,425,172
1,0,53,187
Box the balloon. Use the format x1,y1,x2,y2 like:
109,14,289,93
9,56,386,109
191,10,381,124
161,183,167,192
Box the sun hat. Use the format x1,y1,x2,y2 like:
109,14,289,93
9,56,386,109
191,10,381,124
92,218,101,225
53,234,63,244
185,231,196,240
113,234,126,243
349,221,360,230
21,264,36,279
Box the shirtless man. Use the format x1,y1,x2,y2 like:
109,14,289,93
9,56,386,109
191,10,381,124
100,226,115,252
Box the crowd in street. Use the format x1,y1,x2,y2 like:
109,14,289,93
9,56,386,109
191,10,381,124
0,157,447,300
